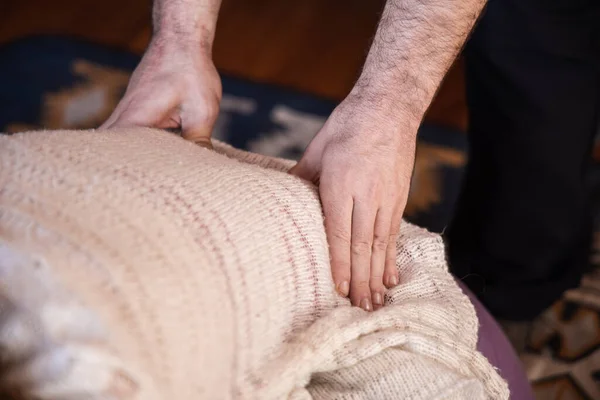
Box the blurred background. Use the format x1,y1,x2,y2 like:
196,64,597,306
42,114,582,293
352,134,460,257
0,0,468,127
1,0,599,398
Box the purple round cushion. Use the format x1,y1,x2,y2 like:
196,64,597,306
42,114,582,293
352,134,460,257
457,280,535,400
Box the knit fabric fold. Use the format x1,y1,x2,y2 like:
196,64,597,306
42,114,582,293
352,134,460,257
0,128,508,399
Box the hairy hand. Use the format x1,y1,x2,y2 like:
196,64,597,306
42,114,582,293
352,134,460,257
101,39,222,148
290,96,416,311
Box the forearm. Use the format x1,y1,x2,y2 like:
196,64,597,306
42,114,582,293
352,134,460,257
352,0,486,129
152,0,223,54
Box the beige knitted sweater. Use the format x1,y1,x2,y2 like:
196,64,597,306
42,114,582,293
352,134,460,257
0,128,508,399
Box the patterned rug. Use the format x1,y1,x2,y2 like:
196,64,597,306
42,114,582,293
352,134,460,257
1,35,599,399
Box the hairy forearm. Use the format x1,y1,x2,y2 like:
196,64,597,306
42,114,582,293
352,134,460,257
152,0,222,54
352,0,486,127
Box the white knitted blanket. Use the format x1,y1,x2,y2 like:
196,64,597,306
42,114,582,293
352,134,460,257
0,128,508,399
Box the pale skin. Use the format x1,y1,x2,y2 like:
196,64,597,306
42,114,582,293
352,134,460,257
102,0,487,311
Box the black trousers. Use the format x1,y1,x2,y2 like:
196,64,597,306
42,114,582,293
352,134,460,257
446,0,600,320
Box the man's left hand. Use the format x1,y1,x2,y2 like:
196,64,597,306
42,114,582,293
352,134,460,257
290,94,417,311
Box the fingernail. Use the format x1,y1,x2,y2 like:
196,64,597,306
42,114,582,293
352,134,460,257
373,292,383,306
360,298,372,312
337,281,350,297
387,275,398,287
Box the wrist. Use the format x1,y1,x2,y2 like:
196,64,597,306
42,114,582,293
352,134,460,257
330,95,418,153
148,33,214,62
344,84,424,137
354,69,434,118
152,1,221,58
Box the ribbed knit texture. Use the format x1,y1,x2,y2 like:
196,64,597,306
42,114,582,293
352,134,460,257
0,128,509,399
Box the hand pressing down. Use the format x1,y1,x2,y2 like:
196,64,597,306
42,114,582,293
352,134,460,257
101,39,222,149
290,95,417,311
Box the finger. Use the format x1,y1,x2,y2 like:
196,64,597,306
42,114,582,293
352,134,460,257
183,124,213,147
108,88,179,131
384,200,405,289
182,118,214,149
100,98,129,130
100,88,145,130
289,159,313,182
371,206,392,309
181,104,218,146
321,187,353,299
350,199,377,311
289,129,329,180
289,145,321,183
110,100,170,129
100,112,119,130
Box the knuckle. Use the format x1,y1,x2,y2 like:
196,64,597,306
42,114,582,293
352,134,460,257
193,107,219,126
359,190,376,203
323,200,348,218
331,260,351,275
385,261,398,273
330,228,351,243
369,180,383,194
370,272,384,282
386,250,398,264
358,188,378,203
198,111,217,125
370,284,385,295
370,278,385,292
351,240,372,256
353,279,371,290
372,234,389,251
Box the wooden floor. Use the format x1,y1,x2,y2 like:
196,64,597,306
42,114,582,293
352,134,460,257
0,0,467,131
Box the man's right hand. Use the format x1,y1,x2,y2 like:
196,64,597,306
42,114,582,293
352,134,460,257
101,39,222,148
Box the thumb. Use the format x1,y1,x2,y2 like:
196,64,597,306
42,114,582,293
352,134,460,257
110,100,171,129
289,126,330,181
105,88,180,130
289,152,320,183
100,100,129,130
181,112,217,150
